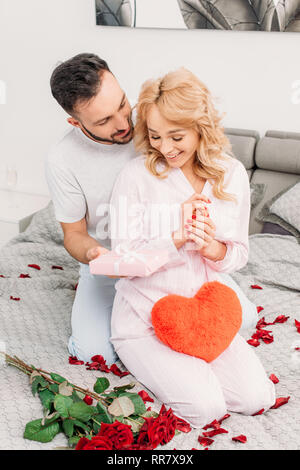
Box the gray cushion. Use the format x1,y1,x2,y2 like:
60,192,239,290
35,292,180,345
262,222,293,236
250,182,266,209
269,181,300,232
265,130,300,141
225,131,257,170
255,137,300,174
255,180,300,239
249,169,300,235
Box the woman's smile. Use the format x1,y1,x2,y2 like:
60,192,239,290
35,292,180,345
165,151,183,161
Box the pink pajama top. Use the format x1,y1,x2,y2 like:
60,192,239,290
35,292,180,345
108,154,250,322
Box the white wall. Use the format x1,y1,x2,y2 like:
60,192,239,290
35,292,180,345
0,0,299,196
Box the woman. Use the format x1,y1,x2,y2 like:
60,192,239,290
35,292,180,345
108,68,275,427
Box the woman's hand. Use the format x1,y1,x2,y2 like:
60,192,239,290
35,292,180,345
185,209,227,261
172,192,211,249
185,210,216,252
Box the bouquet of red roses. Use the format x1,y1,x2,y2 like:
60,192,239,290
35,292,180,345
1,353,191,450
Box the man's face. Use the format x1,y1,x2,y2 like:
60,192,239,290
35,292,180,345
68,71,133,145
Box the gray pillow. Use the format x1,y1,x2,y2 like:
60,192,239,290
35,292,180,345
262,222,293,236
269,181,300,231
250,182,266,209
255,180,300,239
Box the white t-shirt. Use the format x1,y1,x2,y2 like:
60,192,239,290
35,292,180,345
45,126,137,249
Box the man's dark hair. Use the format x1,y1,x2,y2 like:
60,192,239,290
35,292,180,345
50,53,111,116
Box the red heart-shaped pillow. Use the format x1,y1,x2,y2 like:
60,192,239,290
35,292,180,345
151,281,242,362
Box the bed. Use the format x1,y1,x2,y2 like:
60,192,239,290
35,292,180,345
0,129,300,450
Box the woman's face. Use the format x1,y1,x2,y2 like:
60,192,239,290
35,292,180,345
146,104,200,169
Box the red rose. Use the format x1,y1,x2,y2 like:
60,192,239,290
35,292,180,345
83,395,93,405
98,420,134,450
75,437,90,450
136,408,177,449
76,435,113,450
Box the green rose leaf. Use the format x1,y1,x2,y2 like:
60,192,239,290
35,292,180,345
54,394,73,418
93,377,110,394
59,381,73,397
123,416,144,433
112,415,125,423
39,389,55,411
24,418,60,443
113,382,136,393
62,419,74,438
49,383,59,394
31,375,49,396
96,402,113,423
69,402,94,422
119,392,146,415
41,411,60,426
50,373,67,384
108,396,135,417
68,436,80,447
142,410,159,419
73,390,85,401
73,419,91,432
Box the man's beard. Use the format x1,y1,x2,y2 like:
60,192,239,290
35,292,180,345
80,118,133,145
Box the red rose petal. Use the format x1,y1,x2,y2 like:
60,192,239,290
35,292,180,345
247,338,260,347
83,395,93,405
52,265,64,270
198,436,214,447
10,296,20,301
19,274,31,278
295,320,300,334
202,428,228,438
0,275,6,278
261,333,274,344
109,363,130,377
252,408,264,416
74,283,78,291
251,284,263,289
249,327,274,346
219,413,230,424
270,396,290,409
269,374,279,384
175,416,192,433
138,390,154,403
28,264,40,270
256,317,269,329
273,315,289,324
91,354,105,364
232,435,247,443
256,306,264,313
86,355,111,372
252,329,272,340
69,355,84,365
202,419,220,430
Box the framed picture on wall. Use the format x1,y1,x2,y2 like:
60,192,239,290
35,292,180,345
95,0,300,32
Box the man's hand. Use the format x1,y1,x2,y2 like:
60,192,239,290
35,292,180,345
86,246,127,279
86,246,110,261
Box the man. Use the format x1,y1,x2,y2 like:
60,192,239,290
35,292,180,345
46,53,136,365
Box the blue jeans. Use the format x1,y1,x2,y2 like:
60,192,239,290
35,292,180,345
68,264,258,365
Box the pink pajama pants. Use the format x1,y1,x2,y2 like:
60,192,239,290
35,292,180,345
110,293,276,429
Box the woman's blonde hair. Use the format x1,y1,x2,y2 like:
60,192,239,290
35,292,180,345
134,67,237,203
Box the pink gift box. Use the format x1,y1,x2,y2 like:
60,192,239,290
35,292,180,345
89,245,170,277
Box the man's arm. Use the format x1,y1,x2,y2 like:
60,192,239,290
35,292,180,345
60,217,109,264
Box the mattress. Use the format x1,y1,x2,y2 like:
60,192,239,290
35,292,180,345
0,203,299,450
